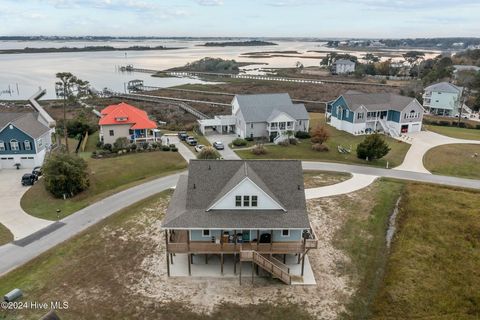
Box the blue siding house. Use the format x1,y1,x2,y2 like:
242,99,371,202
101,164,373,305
0,113,52,169
162,160,318,284
326,91,424,137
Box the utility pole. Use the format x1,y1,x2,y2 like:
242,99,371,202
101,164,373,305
457,87,470,127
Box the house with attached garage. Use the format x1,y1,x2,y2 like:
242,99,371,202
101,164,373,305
198,93,309,143
162,160,318,284
326,91,424,137
0,113,52,169
422,82,464,116
99,102,161,145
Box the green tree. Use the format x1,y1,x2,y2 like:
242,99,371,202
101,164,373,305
364,53,380,64
197,146,221,159
43,153,89,198
55,72,90,152
356,134,391,161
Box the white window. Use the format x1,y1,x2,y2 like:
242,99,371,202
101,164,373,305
357,113,364,120
345,110,349,117
281,229,290,237
24,140,31,150
10,139,19,151
202,229,210,237
251,195,258,207
37,138,43,147
0,141,4,151
235,195,242,207
243,195,250,207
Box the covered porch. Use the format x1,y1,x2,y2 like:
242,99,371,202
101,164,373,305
129,128,162,143
198,115,236,135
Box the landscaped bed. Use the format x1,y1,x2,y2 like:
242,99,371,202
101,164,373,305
423,143,480,179
20,151,187,220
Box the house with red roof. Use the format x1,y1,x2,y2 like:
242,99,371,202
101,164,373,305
99,102,160,145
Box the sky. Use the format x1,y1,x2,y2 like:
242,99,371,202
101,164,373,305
0,0,479,38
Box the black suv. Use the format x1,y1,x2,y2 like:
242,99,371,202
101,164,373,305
21,173,36,186
178,131,188,141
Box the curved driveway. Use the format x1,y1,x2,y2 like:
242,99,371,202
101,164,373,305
394,131,480,173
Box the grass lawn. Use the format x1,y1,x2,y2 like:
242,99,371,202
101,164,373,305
0,223,13,246
78,131,99,158
371,184,480,319
425,125,480,140
423,144,480,179
334,179,405,319
237,114,410,168
303,170,352,188
21,151,187,220
1,191,314,320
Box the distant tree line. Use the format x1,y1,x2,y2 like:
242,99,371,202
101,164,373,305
202,40,277,47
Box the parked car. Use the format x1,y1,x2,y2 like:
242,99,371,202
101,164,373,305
186,136,198,146
454,114,469,119
32,166,42,180
178,131,188,141
195,144,205,152
21,173,36,186
213,141,224,150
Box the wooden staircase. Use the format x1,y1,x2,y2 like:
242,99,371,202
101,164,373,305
240,250,292,284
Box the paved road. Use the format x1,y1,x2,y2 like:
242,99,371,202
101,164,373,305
394,131,480,173
0,173,182,276
302,161,480,190
0,170,52,239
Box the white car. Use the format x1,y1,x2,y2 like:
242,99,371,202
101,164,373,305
195,144,205,152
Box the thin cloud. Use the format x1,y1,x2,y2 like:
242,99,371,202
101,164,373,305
194,0,224,6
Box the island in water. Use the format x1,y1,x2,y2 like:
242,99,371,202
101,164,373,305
0,45,182,54
200,40,278,47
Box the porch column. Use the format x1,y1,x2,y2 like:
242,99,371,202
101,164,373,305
165,230,170,277
188,254,192,276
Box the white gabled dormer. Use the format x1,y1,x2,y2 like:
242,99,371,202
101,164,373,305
206,163,286,212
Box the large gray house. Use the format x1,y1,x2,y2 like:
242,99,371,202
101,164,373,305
0,113,52,169
162,160,318,284
198,93,309,143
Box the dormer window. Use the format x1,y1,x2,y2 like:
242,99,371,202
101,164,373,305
0,141,4,151
10,139,19,151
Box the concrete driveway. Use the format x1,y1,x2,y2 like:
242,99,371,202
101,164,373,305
205,134,241,160
0,169,52,240
394,131,480,173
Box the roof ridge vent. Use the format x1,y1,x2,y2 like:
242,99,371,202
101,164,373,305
244,162,248,176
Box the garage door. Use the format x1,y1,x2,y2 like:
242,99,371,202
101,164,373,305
20,156,35,168
410,123,420,132
0,157,16,169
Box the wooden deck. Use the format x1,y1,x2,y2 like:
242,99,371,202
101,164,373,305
167,229,318,254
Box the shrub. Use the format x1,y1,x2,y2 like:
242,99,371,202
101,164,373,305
142,142,149,150
162,146,171,151
251,144,267,155
197,146,220,159
312,143,329,152
289,138,298,145
130,143,137,151
103,143,112,151
232,138,248,147
113,137,129,150
476,124,480,130
170,147,178,152
295,131,310,139
278,140,290,147
96,141,104,148
245,137,254,142
151,142,159,149
439,120,450,126
310,125,330,145
356,134,391,161
169,144,176,148
43,153,89,198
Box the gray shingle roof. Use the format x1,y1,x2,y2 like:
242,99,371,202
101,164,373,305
162,160,310,229
0,113,50,138
235,93,309,123
335,59,355,65
424,82,462,94
341,92,420,112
